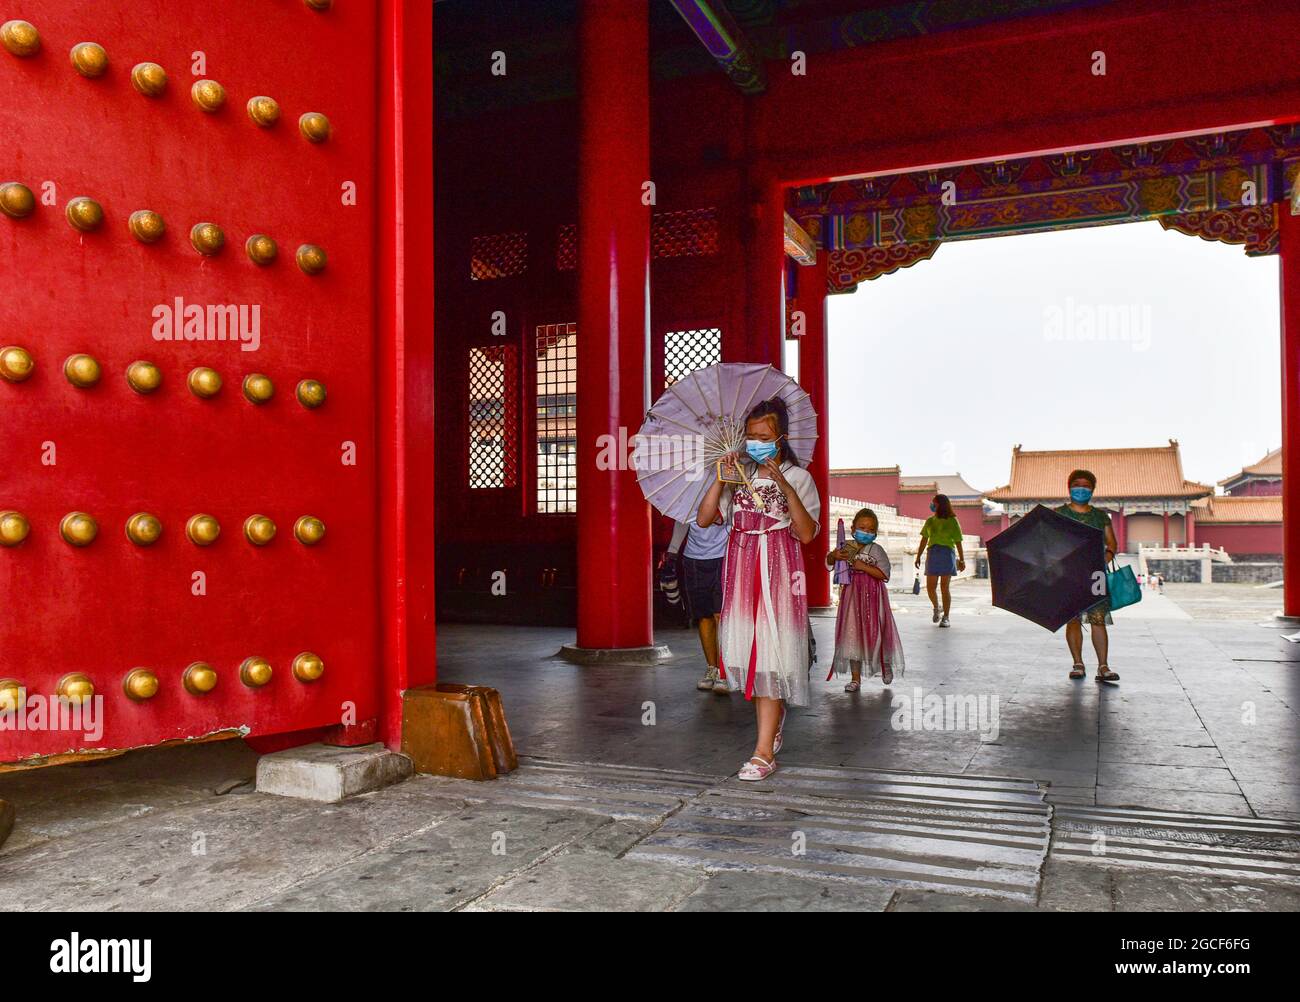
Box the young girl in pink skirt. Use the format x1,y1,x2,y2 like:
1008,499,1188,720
826,508,905,691
698,398,821,782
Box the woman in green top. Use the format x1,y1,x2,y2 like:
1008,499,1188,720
914,494,965,627
1055,468,1120,683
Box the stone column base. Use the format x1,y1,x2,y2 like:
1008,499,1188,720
557,643,672,666
1273,613,1300,628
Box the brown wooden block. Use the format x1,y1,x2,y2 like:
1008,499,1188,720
401,684,517,781
0,797,14,850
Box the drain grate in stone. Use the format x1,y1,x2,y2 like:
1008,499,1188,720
626,765,1051,901
1051,804,1300,880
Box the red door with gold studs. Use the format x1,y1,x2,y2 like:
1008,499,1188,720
0,0,431,766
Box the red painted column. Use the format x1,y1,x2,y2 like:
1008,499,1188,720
799,254,831,607
574,0,653,650
1282,207,1300,617
1114,506,1126,553
1186,508,1197,547
744,175,788,366
1162,510,1170,547
378,0,437,747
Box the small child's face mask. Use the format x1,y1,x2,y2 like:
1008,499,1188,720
853,529,876,544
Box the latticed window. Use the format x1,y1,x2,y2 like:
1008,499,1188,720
468,345,518,489
652,207,719,259
535,323,577,514
470,230,527,280
555,223,577,271
663,327,722,388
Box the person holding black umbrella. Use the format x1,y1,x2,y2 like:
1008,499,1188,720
1055,469,1121,683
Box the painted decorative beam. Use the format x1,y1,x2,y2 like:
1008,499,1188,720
667,0,766,95
783,212,817,265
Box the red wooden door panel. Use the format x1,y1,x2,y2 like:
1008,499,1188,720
0,0,379,762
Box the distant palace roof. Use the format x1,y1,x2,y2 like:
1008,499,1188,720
1218,447,1282,487
987,441,1212,502
900,474,984,498
1191,495,1283,523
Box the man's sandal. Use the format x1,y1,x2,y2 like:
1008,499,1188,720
1095,666,1120,683
738,755,776,781
844,679,861,693
1069,664,1086,679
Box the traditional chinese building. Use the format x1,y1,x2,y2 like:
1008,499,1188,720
7,0,1300,767
1220,448,1282,496
986,442,1212,552
1190,495,1283,560
830,468,991,538
1189,447,1285,558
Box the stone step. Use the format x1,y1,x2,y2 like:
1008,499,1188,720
627,766,1051,902
1050,803,1300,880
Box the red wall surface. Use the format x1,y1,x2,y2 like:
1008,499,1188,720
828,472,899,509
1230,481,1282,497
1196,523,1283,557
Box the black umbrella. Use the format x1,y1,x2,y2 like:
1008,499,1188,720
988,504,1106,632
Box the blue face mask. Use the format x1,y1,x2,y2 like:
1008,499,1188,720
853,530,876,544
746,440,779,463
1070,486,1093,504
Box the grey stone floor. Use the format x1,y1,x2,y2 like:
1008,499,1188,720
1,580,1297,911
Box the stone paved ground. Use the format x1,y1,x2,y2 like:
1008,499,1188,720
1,580,1297,911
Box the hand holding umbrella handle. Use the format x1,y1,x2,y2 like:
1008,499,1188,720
716,454,766,513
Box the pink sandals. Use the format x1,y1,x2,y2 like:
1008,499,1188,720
739,755,776,781
773,706,787,754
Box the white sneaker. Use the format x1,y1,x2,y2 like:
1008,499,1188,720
939,616,951,628
932,606,941,623
697,665,719,691
712,675,731,695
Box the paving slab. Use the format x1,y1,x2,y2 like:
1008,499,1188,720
675,871,896,912
0,741,258,855
0,780,473,911
465,851,706,912
250,803,606,911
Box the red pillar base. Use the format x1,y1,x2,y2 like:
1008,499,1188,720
558,643,672,666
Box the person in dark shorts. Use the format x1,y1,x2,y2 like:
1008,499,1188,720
666,518,729,694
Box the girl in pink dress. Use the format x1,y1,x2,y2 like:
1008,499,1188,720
826,508,906,691
697,398,821,782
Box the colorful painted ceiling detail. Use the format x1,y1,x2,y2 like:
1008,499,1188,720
1158,206,1279,257
796,125,1300,292
827,242,941,293
667,0,767,94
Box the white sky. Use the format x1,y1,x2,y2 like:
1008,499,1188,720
812,221,1281,493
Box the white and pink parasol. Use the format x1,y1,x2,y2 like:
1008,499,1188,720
632,362,818,524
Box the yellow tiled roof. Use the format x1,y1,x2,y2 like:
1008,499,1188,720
987,441,1212,501
1191,494,1282,523
1219,447,1282,486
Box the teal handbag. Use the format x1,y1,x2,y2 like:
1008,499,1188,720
1106,561,1142,612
